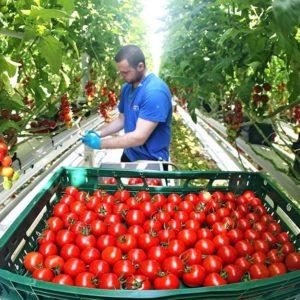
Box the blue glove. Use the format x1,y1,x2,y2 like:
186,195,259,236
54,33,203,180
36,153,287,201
81,130,101,149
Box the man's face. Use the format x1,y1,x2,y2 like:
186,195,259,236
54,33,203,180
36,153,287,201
116,59,144,84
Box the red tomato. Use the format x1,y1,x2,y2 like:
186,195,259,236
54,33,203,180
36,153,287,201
24,252,44,272
70,221,86,235
245,229,261,240
44,255,64,270
75,232,96,249
277,232,291,244
138,259,161,281
143,219,162,232
227,229,244,245
167,239,186,256
206,212,220,226
126,274,152,290
177,229,197,247
37,229,56,245
125,209,146,226
32,268,54,282
138,233,159,251
75,272,97,288
63,258,86,277
65,186,79,197
114,189,131,202
212,222,228,236
90,219,107,236
47,217,64,233
116,234,137,253
96,234,116,251
127,248,147,265
147,246,168,264
262,231,278,246
202,255,223,274
85,196,100,210
56,229,75,247
213,234,230,249
252,251,267,264
190,211,206,224
107,222,127,237
195,239,215,255
269,262,287,277
180,248,202,265
281,241,295,255
0,142,8,155
158,229,176,243
70,201,86,215
249,263,270,279
52,274,74,285
60,195,75,206
89,259,111,277
128,225,145,237
203,272,227,286
62,212,79,228
235,257,251,272
75,191,88,202
167,193,182,205
154,273,180,290
53,203,69,218
113,259,135,278
268,221,282,236
95,202,112,219
101,246,122,265
60,243,80,260
79,210,98,224
216,207,230,219
267,249,284,263
182,264,206,287
178,200,194,213
98,273,120,289
197,228,213,240
138,201,156,218
80,246,101,264
38,242,58,257
235,240,254,257
285,252,300,271
151,194,167,209
253,239,270,254
136,191,151,202
184,193,199,205
217,245,237,264
162,256,184,277
222,264,243,283
173,211,189,223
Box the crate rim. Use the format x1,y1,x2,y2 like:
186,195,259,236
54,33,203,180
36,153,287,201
0,267,300,298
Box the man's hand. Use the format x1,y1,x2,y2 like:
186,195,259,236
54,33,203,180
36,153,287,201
81,130,101,149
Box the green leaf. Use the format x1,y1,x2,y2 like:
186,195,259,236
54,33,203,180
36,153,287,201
38,36,63,74
27,6,68,21
60,69,70,88
0,120,22,133
57,0,74,14
0,55,20,77
0,92,25,110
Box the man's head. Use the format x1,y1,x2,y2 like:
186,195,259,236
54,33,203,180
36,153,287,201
115,45,146,84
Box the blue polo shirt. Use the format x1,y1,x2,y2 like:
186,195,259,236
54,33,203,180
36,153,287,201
118,73,172,162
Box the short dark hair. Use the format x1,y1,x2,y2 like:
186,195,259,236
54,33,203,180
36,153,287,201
115,45,146,68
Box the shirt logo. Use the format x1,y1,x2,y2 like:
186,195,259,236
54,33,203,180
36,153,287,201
132,105,139,111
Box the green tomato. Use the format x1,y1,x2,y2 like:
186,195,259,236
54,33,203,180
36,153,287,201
12,170,20,182
3,177,12,190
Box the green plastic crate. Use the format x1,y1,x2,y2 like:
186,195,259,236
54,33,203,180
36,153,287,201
0,167,299,300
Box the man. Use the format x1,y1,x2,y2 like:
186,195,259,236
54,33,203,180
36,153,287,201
81,45,172,166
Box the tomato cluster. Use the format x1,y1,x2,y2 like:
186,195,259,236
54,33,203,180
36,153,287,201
223,100,243,131
98,89,118,122
23,187,300,290
30,119,57,134
59,94,73,128
23,96,35,109
293,105,300,124
85,80,96,106
252,84,271,106
0,140,20,189
0,109,22,122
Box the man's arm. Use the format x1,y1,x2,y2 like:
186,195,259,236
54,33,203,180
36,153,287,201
101,118,157,149
99,113,124,138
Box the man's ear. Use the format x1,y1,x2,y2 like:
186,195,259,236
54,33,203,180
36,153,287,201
137,62,145,71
